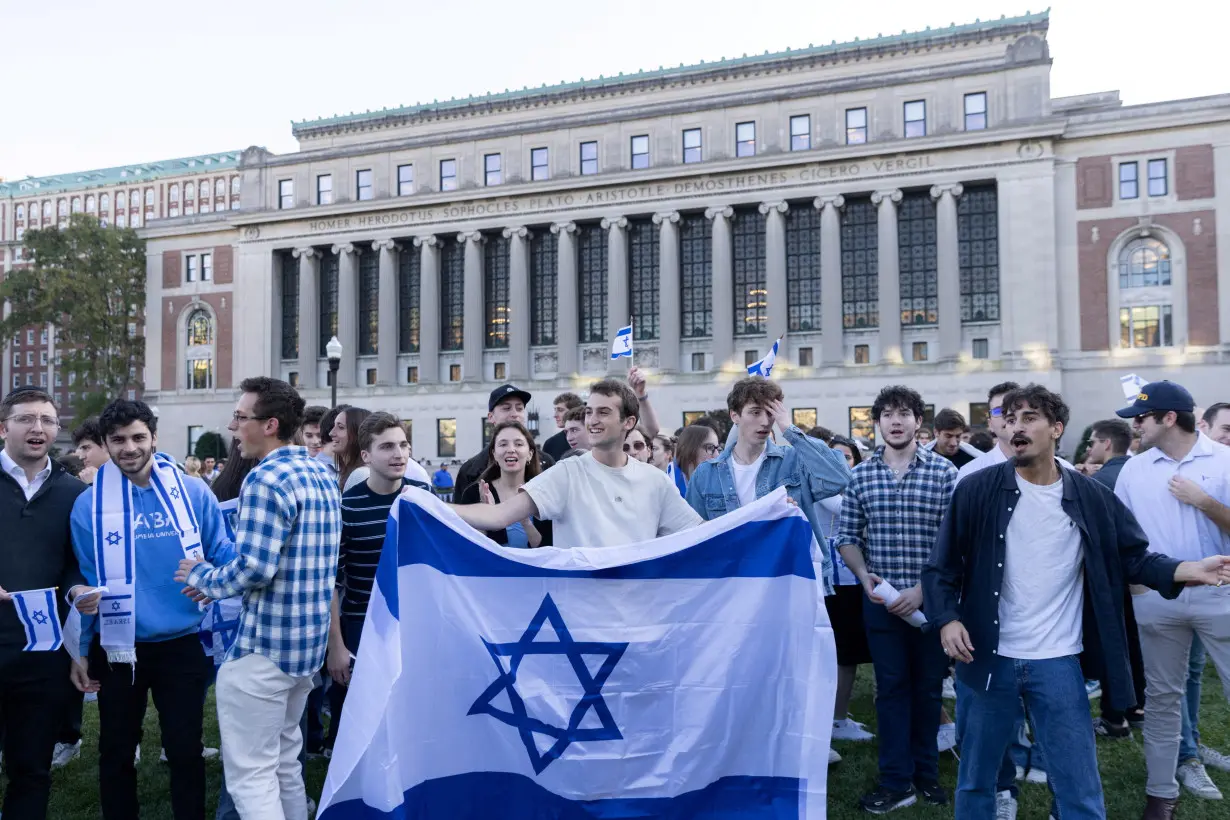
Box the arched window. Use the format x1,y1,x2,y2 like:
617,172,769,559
169,184,180,202
1113,233,1180,349
185,182,195,200
145,188,154,206
15,204,24,221
71,197,82,213
215,178,225,196
42,201,51,218
57,199,67,217
85,195,96,212
1118,237,1171,288
230,176,240,194
185,309,214,390
116,191,126,208
100,193,111,211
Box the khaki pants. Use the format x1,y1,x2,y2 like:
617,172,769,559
217,653,315,820
1133,586,1230,799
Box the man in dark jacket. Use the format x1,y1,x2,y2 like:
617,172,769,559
541,391,583,462
922,384,1230,820
0,388,92,819
454,384,554,502
1087,418,1133,491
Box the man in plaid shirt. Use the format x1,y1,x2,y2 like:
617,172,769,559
836,385,957,814
177,377,341,820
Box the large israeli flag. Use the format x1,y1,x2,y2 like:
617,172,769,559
318,488,836,819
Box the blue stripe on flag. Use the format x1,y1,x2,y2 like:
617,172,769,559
319,773,801,819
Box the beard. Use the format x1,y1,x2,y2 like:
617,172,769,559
885,435,914,451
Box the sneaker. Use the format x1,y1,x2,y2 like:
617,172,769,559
51,741,81,769
1085,680,1102,700
915,782,948,806
937,723,957,752
134,746,141,766
1015,765,1025,782
1127,708,1145,728
858,786,917,814
307,797,317,818
942,676,956,700
202,747,219,760
832,718,875,742
1201,744,1230,773
1025,767,1048,785
1140,794,1179,819
159,747,168,764
1093,717,1131,739
1177,759,1223,800
995,790,1018,820
828,747,842,765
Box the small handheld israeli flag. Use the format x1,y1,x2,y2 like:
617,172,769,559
1120,372,1147,401
12,587,63,652
610,324,633,360
748,336,782,377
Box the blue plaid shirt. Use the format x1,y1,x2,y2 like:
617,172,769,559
187,446,341,677
836,445,957,590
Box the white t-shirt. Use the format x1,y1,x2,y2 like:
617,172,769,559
730,449,767,507
523,451,703,548
997,474,1085,660
813,495,858,586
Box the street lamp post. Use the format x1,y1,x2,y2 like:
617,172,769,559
326,336,343,409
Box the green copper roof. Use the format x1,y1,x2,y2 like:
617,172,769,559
292,9,1049,136
0,150,244,198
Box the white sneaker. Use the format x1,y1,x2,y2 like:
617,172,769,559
1014,765,1025,782
1025,767,1048,785
942,676,956,700
995,790,1018,820
937,723,957,752
1178,759,1223,800
1201,744,1230,773
51,741,81,769
159,747,168,764
202,746,219,760
831,718,875,742
134,746,141,766
827,747,842,765
1084,680,1102,700
307,797,317,818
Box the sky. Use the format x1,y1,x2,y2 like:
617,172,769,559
0,0,1221,181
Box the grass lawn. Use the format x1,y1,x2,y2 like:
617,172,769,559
4,664,1227,818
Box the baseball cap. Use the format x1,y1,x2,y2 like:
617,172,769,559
488,384,532,413
1115,380,1195,418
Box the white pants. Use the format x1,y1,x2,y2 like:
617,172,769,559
216,653,315,820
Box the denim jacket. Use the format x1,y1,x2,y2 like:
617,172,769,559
686,425,851,594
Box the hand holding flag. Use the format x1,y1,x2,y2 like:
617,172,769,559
610,324,633,360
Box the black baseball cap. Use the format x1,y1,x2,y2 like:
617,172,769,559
488,384,532,413
1115,380,1195,418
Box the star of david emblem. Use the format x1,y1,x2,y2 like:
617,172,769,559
105,531,122,546
169,487,181,499
31,609,48,625
111,601,121,612
468,594,627,774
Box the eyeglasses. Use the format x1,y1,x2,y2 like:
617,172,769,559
623,441,648,452
231,412,270,424
701,443,721,455
3,414,60,429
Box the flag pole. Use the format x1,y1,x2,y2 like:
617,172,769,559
629,316,635,369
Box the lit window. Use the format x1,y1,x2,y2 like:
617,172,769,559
397,164,414,196
531,147,549,181
437,418,457,458
790,115,811,151
1120,305,1173,348
683,128,702,163
201,253,213,281
1119,162,1139,200
186,254,198,282
356,169,373,201
440,159,458,191
449,363,461,382
317,174,333,205
406,366,419,384
484,154,502,186
186,309,214,390
846,108,868,145
1148,159,1168,197
848,406,875,444
972,338,989,359
964,92,987,131
493,362,506,381
580,141,598,175
854,344,870,364
631,135,650,169
735,122,756,157
366,368,378,385
904,100,926,138
1118,237,1171,288
912,341,928,362
278,179,294,209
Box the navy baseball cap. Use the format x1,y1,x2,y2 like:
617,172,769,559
488,384,532,412
1115,380,1195,418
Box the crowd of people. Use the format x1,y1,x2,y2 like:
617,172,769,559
0,366,1228,820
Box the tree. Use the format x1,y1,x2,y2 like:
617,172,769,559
0,214,145,419
194,431,227,461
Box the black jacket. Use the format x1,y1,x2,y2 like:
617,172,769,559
922,459,1182,711
0,458,87,653
457,482,553,546
541,430,571,462
1092,454,1131,491
454,448,555,504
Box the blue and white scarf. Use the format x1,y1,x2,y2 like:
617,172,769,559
198,498,242,665
93,452,203,664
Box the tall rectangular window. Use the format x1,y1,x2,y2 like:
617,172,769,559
278,179,293,209
358,245,379,355
790,115,811,151
577,224,607,342
898,192,938,326
530,229,558,345
185,254,198,282
681,213,713,337
631,135,650,170
440,159,458,192
964,92,987,131
484,234,510,349
849,406,875,444
1148,159,1168,197
785,204,822,332
735,122,756,157
958,184,1000,322
904,100,926,138
1120,305,1173,348
846,108,868,145
319,252,339,356
437,418,457,458
440,237,464,350
316,174,332,205
841,198,879,328
397,164,414,196
972,338,989,359
484,154,502,187
683,128,702,163
1119,162,1139,199
732,207,766,335
356,169,374,201
201,253,213,281
280,253,299,359
530,148,549,181
580,141,599,175
912,341,928,362
398,243,420,353
629,217,659,340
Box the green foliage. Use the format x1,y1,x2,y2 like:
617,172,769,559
193,431,227,461
1074,423,1096,464
0,214,145,420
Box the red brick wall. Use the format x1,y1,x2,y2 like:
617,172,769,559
1175,145,1215,201
1076,156,1113,210
1077,217,1135,350
162,251,181,289
160,291,234,390
213,245,234,285
160,296,178,389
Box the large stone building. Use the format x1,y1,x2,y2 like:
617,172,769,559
12,10,1230,458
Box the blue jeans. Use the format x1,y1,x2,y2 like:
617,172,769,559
1008,711,1049,773
1178,635,1206,762
863,598,948,792
955,655,1103,820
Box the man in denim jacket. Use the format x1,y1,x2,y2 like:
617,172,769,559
686,377,851,593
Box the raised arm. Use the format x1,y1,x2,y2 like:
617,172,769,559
780,424,851,499
627,366,660,438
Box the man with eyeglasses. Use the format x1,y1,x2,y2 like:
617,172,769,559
0,388,96,819
955,382,1020,485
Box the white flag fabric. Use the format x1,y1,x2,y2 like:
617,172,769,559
610,324,633,359
318,488,836,819
12,587,63,652
748,336,781,377
1120,372,1147,400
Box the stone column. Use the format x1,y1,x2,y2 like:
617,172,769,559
331,242,358,386
292,247,319,389
503,226,531,381
705,205,734,368
814,195,845,366
870,189,903,364
413,235,440,384
374,238,398,384
931,183,964,361
460,231,485,382
760,201,788,341
602,216,629,373
551,222,579,375
653,211,681,373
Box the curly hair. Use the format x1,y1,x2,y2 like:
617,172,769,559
871,385,925,423
727,376,785,415
480,421,543,483
1000,384,1070,428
